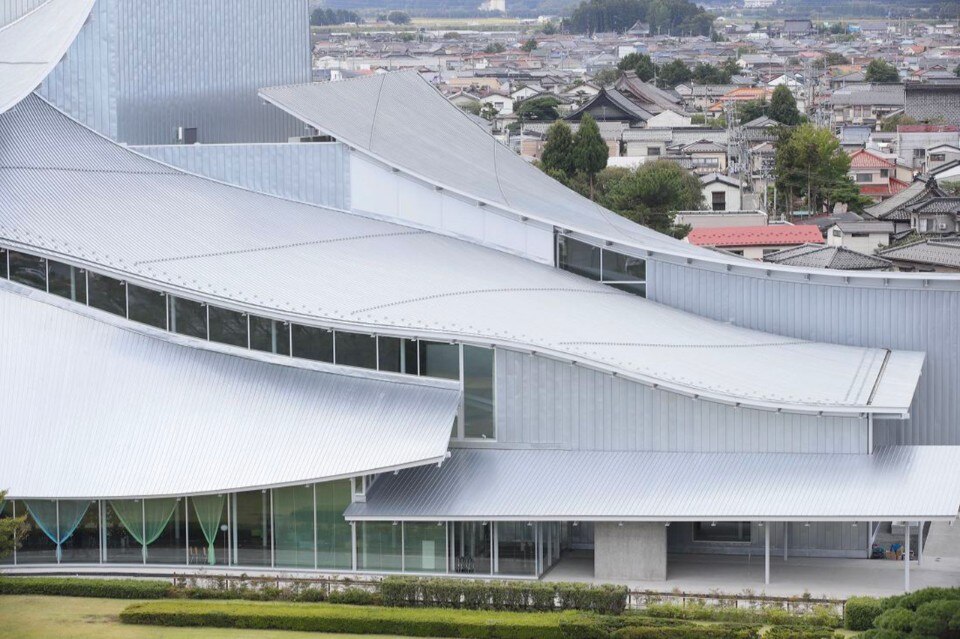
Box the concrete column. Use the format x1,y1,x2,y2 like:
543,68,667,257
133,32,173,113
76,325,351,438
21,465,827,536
594,522,667,581
783,524,788,561
905,523,911,592
764,523,770,585
917,521,923,567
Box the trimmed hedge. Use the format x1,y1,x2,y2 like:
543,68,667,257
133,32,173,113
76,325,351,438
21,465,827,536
611,624,760,639
0,576,172,599
120,600,582,639
844,596,884,631
380,576,628,614
642,604,841,629
762,626,839,639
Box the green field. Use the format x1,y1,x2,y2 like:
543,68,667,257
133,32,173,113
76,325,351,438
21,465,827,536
0,596,410,639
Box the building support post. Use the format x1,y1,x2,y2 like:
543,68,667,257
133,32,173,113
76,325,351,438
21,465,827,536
783,524,788,561
905,523,911,592
764,523,770,586
917,521,923,567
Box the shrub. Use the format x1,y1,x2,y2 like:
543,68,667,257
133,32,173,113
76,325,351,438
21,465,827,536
120,600,581,639
910,599,960,638
763,626,839,639
845,596,884,630
0,576,172,599
891,587,960,611
642,604,840,629
611,624,760,639
327,587,380,605
380,577,628,614
874,607,914,633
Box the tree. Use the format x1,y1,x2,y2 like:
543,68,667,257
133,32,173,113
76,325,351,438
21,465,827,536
815,52,850,69
827,176,874,213
310,8,361,26
657,59,691,89
955,63,960,78
619,52,657,82
864,59,899,83
775,124,852,214
480,103,499,120
521,38,538,52
566,0,716,36
601,160,701,237
692,62,732,85
540,121,576,177
592,68,621,86
483,42,506,54
737,98,768,123
880,113,919,132
768,85,801,125
0,491,27,561
517,97,561,122
541,21,558,35
572,114,609,198
387,11,411,25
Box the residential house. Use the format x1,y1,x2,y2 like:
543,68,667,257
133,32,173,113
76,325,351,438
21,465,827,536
828,84,904,129
764,244,892,270
877,237,960,272
924,143,960,173
907,197,960,235
895,125,960,170
905,80,960,125
825,220,895,253
707,88,773,114
848,149,911,202
674,209,768,230
700,173,741,211
685,225,824,260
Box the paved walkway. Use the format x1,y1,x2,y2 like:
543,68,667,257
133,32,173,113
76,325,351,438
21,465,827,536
543,552,960,598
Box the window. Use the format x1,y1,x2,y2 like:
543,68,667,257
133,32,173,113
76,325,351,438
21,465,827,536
169,296,207,339
404,522,447,573
419,341,460,380
855,173,872,183
451,522,491,574
291,324,333,362
557,235,647,298
914,148,925,159
557,236,601,280
880,169,889,178
0,248,6,279
496,522,537,576
208,305,248,348
647,146,661,156
250,316,290,356
358,522,402,571
377,337,418,374
712,191,726,211
463,345,495,439
88,273,126,316
233,491,271,567
47,260,86,303
272,485,314,569
929,153,946,162
315,480,352,570
178,127,198,144
334,331,377,369
8,251,46,290
693,521,751,543
127,284,167,329
832,228,842,237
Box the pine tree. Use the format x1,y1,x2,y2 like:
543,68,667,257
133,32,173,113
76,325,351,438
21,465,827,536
768,85,801,125
572,114,609,199
540,121,575,177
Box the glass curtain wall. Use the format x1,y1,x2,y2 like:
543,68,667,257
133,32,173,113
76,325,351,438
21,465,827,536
316,480,352,570
209,306,248,347
233,490,271,567
250,316,289,355
334,331,377,369
358,522,402,572
557,236,646,297
463,346,495,439
0,500,13,565
291,325,333,362
8,251,46,290
13,500,57,564
451,521,492,575
59,500,99,563
403,522,446,573
377,337,418,374
496,522,537,576
87,273,126,316
273,485,315,569
48,260,87,304
169,297,207,339
187,495,228,566
126,284,166,329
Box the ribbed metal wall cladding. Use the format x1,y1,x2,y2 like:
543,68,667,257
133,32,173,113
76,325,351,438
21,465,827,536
494,350,868,454
0,0,46,25
41,0,311,144
133,142,350,210
647,259,958,445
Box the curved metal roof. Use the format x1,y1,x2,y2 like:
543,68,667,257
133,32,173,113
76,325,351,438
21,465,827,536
0,96,923,415
0,281,461,499
0,0,95,114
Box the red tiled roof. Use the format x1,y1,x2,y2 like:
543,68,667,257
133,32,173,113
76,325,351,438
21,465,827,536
849,149,895,169
686,225,824,248
859,178,911,197
897,125,960,133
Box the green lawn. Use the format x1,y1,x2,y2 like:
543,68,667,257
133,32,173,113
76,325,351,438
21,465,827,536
0,595,412,639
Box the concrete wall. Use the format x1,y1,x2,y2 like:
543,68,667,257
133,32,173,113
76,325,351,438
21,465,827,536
595,522,667,581
492,349,869,454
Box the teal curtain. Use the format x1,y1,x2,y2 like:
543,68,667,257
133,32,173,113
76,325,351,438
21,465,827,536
190,495,224,565
110,499,178,561
24,500,90,562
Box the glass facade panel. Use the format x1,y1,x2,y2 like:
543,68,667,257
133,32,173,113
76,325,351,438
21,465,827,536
250,316,290,356
377,337,418,374
334,331,377,369
602,250,646,282
463,346,495,439
419,341,459,380
127,284,167,329
403,522,446,573
0,500,13,565
47,260,87,304
0,247,6,279
14,500,57,564
208,305,248,348
104,500,143,563
169,297,207,339
291,324,333,362
88,272,126,316
452,521,491,575
59,500,99,564
8,251,47,290
358,522,402,572
315,480,352,570
234,490,271,567
693,522,751,543
496,522,537,576
558,237,601,280
187,496,228,566
273,485,314,569
146,499,186,565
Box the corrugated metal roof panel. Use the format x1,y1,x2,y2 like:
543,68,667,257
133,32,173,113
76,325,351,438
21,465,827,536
345,447,960,521
0,283,461,499
0,96,924,414
0,0,95,113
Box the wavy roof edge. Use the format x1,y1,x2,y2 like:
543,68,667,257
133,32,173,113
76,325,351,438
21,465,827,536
260,72,960,284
